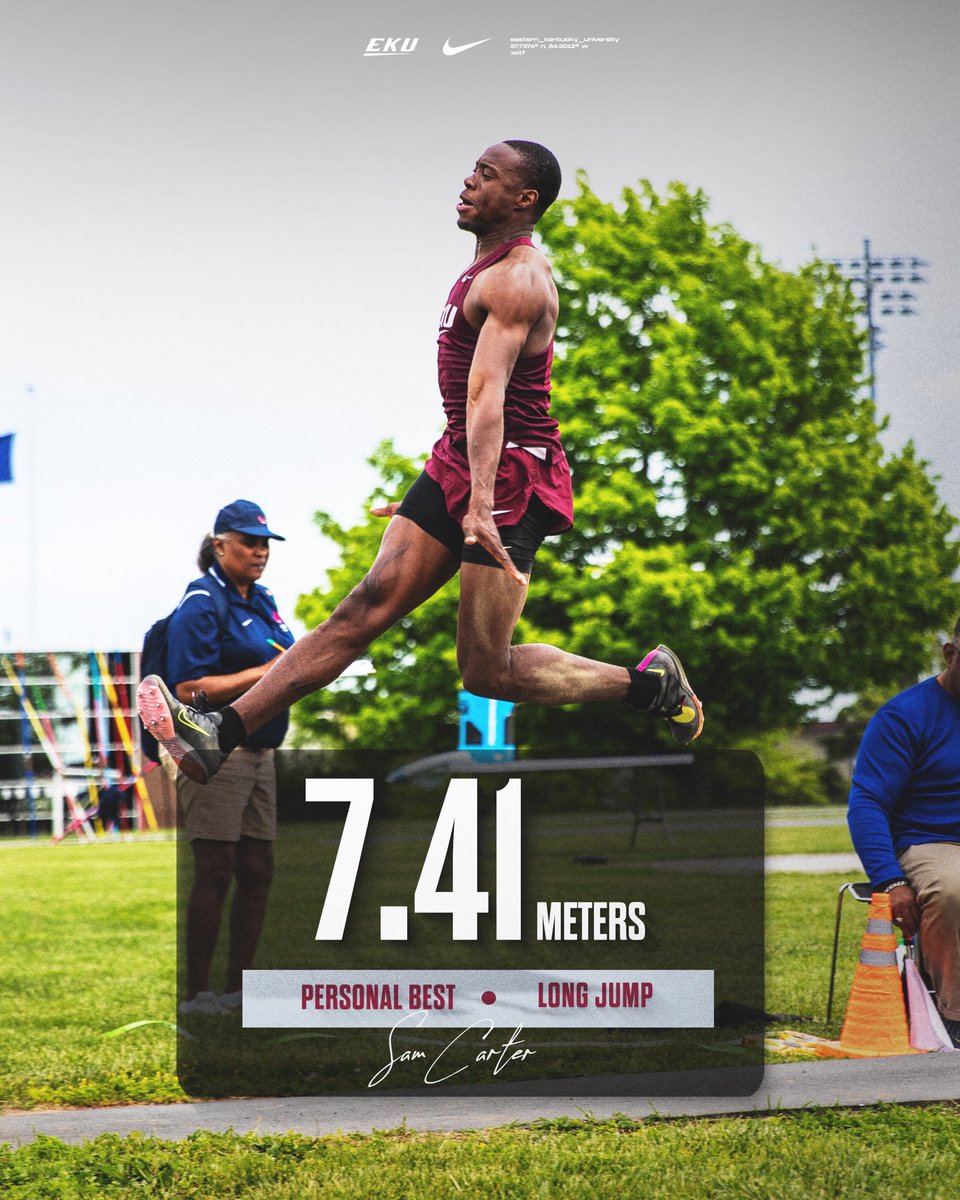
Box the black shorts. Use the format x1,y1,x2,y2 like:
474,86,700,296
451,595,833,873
396,471,555,574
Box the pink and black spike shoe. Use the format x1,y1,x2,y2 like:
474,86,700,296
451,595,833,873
634,644,704,745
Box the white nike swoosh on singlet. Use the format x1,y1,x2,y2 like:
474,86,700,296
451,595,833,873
442,38,492,55
492,509,513,516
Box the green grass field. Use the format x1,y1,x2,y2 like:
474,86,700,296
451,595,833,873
0,839,180,1109
0,816,862,1111
766,822,853,857
3,1110,960,1199
4,814,957,1198
0,817,843,1111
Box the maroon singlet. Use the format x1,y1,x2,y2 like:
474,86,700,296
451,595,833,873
425,236,574,533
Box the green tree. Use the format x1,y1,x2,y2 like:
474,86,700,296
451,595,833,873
294,179,959,754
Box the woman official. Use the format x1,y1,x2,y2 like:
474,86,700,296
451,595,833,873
165,499,294,1014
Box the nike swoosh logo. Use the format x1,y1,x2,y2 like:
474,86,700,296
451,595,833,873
671,706,697,725
645,668,665,676
177,709,209,736
443,37,492,55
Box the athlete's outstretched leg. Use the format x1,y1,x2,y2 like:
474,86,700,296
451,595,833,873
456,562,703,740
456,561,630,704
232,515,458,731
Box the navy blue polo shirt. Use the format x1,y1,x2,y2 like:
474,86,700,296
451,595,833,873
166,565,295,750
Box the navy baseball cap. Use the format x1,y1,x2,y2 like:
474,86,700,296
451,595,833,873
214,499,285,540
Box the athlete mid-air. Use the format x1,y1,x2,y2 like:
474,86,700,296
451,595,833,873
139,140,703,782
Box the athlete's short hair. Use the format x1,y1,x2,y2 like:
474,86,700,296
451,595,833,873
504,140,561,220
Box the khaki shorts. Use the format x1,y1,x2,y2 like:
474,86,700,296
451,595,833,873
161,745,277,842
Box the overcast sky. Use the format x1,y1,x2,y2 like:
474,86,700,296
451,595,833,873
1,0,957,650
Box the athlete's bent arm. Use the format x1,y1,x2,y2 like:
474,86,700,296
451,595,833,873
462,264,549,584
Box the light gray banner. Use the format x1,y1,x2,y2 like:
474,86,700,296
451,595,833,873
243,969,714,1028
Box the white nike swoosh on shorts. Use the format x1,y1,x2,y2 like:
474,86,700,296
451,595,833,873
505,442,547,460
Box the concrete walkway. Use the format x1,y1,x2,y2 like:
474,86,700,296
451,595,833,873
0,1054,957,1145
767,852,862,873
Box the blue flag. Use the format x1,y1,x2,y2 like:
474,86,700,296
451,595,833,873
0,434,12,484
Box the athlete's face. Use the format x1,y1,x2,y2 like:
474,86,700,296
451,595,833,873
457,143,536,233
215,531,270,594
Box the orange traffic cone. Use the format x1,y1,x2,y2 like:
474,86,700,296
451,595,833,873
815,891,922,1058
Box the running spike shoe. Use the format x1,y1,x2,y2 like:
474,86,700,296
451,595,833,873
634,644,704,745
137,674,227,783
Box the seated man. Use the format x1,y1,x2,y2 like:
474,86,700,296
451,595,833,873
847,617,960,1045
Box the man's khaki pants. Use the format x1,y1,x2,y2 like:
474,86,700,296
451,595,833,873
900,842,960,1020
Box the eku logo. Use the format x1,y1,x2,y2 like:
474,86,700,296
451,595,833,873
439,303,458,331
364,37,419,56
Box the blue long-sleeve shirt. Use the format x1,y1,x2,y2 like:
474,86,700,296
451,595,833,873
847,676,960,887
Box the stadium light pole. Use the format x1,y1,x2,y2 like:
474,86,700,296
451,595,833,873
830,239,929,404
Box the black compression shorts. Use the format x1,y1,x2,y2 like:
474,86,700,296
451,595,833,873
396,470,556,574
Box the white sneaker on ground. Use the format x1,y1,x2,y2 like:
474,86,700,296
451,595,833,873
178,990,222,1015
218,990,243,1012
